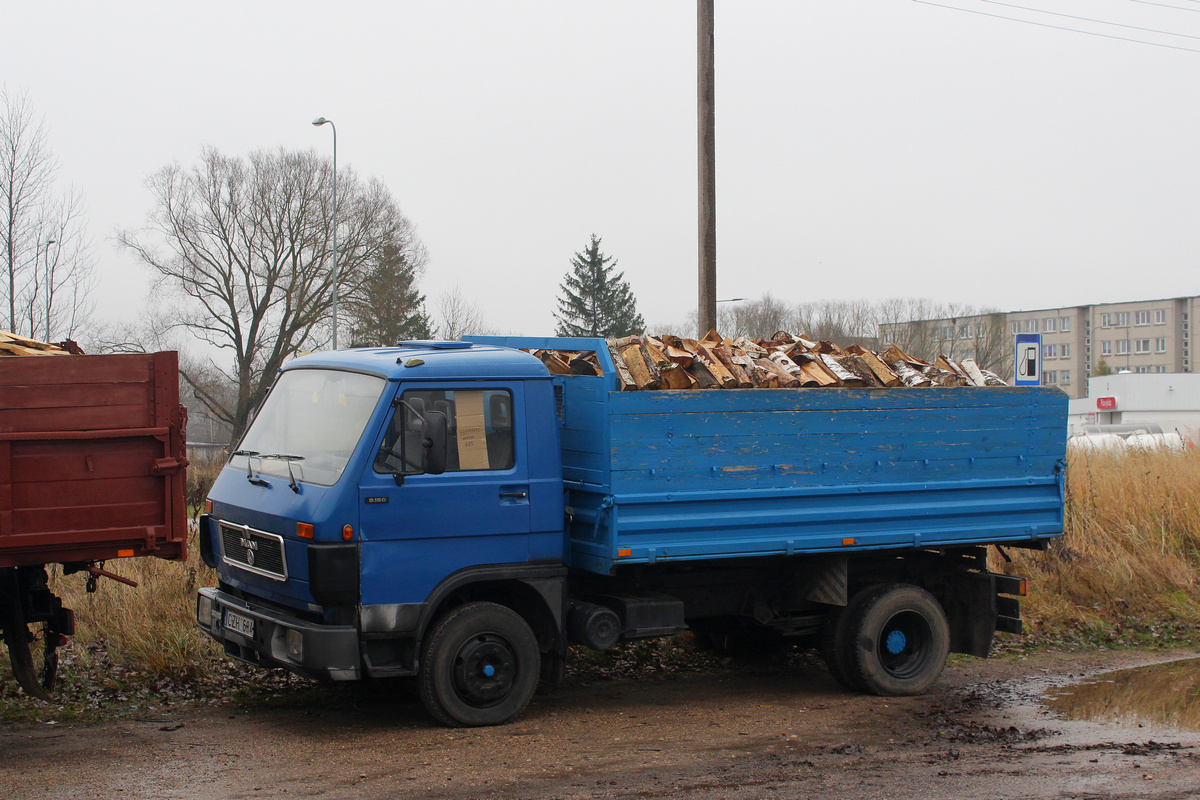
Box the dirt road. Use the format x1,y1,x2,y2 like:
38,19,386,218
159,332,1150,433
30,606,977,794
2,649,1197,800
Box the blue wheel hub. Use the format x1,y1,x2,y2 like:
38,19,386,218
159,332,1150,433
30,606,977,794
885,629,907,655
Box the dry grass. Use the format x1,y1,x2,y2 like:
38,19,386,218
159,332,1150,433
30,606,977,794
1001,446,1200,637
50,536,222,680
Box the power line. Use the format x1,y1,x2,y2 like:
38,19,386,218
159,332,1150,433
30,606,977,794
1127,0,1200,13
974,0,1200,39
912,0,1200,54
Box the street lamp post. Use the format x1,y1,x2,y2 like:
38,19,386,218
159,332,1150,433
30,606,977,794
42,238,56,341
312,117,339,349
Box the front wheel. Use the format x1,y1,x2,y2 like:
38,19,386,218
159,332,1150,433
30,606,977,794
845,584,949,696
419,602,540,727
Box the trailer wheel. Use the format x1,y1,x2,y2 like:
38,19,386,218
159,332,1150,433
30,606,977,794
845,584,949,696
419,602,540,727
0,571,59,701
819,584,885,692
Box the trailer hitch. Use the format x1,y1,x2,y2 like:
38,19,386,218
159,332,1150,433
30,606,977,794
85,564,139,592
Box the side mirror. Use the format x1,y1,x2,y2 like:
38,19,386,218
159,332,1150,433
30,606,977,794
422,410,448,475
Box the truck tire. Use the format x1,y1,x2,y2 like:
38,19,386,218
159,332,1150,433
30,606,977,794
819,584,885,692
419,601,540,727
845,584,949,696
0,569,58,701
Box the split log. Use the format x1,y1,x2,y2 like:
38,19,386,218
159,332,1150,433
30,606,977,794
570,355,600,376
785,349,839,386
732,335,768,356
617,344,660,390
659,363,698,389
882,344,927,367
606,341,639,391
757,356,802,388
820,354,863,386
696,344,739,388
685,358,722,389
815,341,846,356
980,369,1008,386
835,354,881,387
710,344,753,388
890,360,932,388
537,350,574,375
935,355,969,381
731,353,770,387
959,358,988,387
920,364,965,387
846,346,901,386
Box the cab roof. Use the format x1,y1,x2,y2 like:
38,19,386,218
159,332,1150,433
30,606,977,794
282,341,550,381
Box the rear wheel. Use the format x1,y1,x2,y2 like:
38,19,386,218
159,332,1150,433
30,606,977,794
819,584,884,692
419,602,540,727
845,584,949,696
0,569,60,700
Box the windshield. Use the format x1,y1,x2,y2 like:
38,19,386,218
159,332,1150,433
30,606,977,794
230,369,388,487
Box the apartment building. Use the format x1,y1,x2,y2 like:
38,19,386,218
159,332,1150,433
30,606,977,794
882,295,1197,399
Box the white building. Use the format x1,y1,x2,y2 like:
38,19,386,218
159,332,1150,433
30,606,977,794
1067,372,1200,443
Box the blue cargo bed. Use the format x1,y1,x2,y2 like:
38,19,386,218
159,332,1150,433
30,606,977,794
470,336,1068,576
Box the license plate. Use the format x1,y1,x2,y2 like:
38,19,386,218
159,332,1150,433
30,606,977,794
225,610,255,639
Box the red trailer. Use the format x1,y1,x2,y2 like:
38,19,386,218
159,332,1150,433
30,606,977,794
0,336,188,699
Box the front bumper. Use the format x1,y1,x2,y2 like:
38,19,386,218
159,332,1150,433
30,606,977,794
196,587,360,681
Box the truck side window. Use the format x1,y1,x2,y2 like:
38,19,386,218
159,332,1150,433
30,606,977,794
374,389,515,474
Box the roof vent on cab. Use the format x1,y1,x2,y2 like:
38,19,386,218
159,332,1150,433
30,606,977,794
395,340,474,350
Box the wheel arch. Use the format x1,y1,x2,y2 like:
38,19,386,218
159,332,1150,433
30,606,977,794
416,563,568,683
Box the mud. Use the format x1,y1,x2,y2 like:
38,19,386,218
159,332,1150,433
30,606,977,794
2,649,1199,800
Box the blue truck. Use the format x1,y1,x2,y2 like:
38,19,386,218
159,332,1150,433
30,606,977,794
196,336,1067,727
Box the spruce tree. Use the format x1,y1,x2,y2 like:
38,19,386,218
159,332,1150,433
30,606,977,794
554,234,644,338
345,243,433,346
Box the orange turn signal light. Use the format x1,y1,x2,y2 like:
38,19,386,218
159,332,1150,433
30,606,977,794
1018,578,1029,597
296,522,314,539
842,538,856,546
117,549,134,557
342,524,354,541
204,499,214,514
617,548,632,557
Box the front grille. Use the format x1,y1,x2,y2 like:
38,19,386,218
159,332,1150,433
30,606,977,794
219,522,287,581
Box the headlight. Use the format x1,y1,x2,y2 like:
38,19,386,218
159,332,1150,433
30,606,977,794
286,629,304,661
197,595,214,628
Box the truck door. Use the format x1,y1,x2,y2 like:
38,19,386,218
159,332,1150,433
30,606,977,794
356,383,532,607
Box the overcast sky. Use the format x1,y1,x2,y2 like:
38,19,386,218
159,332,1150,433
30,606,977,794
5,0,1200,343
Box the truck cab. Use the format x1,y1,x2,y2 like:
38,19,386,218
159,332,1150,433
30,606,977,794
197,342,569,725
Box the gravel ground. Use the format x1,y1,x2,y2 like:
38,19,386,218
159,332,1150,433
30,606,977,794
2,648,1198,800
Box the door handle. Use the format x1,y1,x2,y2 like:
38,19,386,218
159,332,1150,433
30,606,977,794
500,491,528,499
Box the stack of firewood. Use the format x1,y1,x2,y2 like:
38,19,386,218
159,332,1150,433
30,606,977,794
531,331,1008,391
0,330,78,357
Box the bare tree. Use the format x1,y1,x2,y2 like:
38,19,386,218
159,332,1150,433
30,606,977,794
0,88,94,339
727,293,795,339
436,285,493,340
119,146,424,441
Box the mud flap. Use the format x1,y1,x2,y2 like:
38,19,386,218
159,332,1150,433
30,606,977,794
943,571,999,658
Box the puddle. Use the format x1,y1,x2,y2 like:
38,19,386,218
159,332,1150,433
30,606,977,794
1044,658,1200,732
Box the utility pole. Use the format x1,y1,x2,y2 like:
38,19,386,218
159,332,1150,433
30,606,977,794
697,0,717,337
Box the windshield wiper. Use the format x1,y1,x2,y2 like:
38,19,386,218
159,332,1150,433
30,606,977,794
261,454,305,493
232,450,269,487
